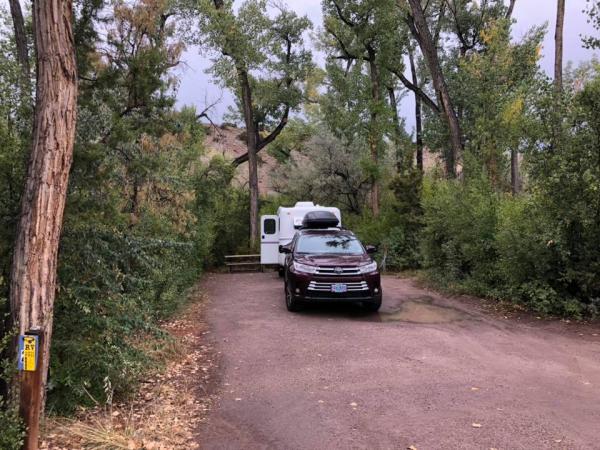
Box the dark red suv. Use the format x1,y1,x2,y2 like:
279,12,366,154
280,227,382,312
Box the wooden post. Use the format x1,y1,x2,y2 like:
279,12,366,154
18,330,44,450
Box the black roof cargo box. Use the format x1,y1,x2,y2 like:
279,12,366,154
302,211,339,229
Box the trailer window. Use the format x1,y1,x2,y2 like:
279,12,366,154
264,218,276,235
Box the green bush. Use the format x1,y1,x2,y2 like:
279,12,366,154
420,173,598,317
0,398,24,450
0,296,25,449
194,157,250,264
48,225,200,413
340,172,423,271
421,175,500,294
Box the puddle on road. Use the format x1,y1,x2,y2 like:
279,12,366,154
380,297,468,324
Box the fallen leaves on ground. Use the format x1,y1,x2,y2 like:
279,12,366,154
41,285,217,450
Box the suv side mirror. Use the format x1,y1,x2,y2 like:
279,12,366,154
365,245,377,254
279,245,291,254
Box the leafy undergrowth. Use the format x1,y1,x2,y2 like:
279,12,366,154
41,286,218,450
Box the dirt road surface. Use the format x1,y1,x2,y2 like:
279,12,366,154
198,273,600,450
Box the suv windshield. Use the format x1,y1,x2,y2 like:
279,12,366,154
295,234,364,255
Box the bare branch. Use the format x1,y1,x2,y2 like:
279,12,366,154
388,66,440,113
331,0,356,28
196,94,223,139
257,107,290,151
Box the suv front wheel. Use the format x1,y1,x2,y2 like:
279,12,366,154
363,298,382,313
284,279,303,312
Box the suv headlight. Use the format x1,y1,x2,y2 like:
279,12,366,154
359,261,377,274
293,261,317,274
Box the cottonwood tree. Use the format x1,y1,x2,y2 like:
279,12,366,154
192,0,313,246
10,0,77,446
93,0,184,224
401,0,463,178
322,0,406,214
455,20,543,189
441,0,527,189
396,0,524,184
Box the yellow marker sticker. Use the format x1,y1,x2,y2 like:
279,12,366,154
18,335,38,372
23,336,37,371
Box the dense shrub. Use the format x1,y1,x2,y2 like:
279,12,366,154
0,297,25,449
421,175,500,294
194,157,250,264
421,174,599,317
49,228,200,412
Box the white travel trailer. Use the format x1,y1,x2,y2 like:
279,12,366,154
260,202,342,268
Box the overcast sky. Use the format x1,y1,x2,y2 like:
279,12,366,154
175,0,599,135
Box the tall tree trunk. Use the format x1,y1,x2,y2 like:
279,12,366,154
387,86,405,173
552,0,566,153
368,52,381,217
554,0,565,93
510,149,520,195
506,0,517,19
9,0,77,447
406,0,462,178
237,67,260,248
8,0,31,90
408,44,423,173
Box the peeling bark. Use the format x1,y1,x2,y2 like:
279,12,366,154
10,0,78,446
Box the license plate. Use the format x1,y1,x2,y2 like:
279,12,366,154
331,283,347,293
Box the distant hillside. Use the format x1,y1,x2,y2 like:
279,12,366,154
203,124,280,195
202,124,444,195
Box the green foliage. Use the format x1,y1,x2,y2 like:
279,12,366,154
0,294,25,450
194,156,250,264
0,0,252,415
43,0,209,411
0,9,29,284
444,19,544,186
271,128,371,214
421,166,600,317
0,396,24,450
265,119,315,163
0,14,28,435
421,176,500,292
190,0,313,128
583,0,600,49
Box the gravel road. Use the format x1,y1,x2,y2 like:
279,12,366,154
198,272,600,450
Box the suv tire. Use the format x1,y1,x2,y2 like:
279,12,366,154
285,281,303,312
363,299,381,313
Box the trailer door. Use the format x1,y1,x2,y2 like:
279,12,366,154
260,215,279,264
